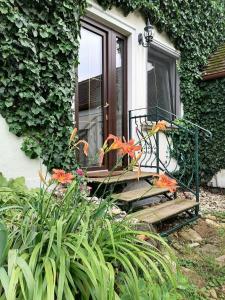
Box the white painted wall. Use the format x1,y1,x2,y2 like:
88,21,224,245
209,170,225,188
0,115,45,188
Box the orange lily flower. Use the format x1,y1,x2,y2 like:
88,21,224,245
100,134,142,167
152,120,167,133
120,139,142,159
104,134,123,151
154,174,177,192
52,169,74,184
75,140,89,156
69,127,78,142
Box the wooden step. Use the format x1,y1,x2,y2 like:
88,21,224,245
129,199,198,224
112,187,169,202
87,171,156,184
87,170,124,178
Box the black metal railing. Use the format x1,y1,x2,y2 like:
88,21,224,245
129,106,211,207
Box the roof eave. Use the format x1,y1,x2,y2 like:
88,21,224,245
202,71,225,81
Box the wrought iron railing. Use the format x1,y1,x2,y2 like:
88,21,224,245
129,106,212,208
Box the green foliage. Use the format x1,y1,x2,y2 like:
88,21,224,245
0,0,87,170
198,78,225,181
0,175,183,299
0,223,8,267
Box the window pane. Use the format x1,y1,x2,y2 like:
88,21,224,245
116,37,124,138
147,50,175,120
116,37,124,166
78,28,104,167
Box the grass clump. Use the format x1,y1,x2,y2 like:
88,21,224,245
0,173,188,300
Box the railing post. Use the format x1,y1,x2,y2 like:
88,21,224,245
154,107,159,174
128,110,132,140
195,128,200,214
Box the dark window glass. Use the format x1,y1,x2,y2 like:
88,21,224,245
147,49,177,120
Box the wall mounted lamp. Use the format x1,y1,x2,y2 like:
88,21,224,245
138,18,154,47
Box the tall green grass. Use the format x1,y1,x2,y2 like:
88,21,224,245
0,174,183,299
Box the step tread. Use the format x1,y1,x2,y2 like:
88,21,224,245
129,199,198,224
87,171,156,184
112,187,169,202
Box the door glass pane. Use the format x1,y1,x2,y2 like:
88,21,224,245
116,37,124,139
78,28,104,167
116,37,124,166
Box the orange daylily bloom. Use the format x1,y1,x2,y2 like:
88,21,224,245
75,140,89,156
152,120,167,133
104,134,123,150
100,135,142,168
69,127,78,142
120,139,142,159
52,169,74,184
154,174,177,193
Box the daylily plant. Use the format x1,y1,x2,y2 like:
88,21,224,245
98,134,142,167
49,120,177,193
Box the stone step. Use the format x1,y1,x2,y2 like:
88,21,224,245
129,199,198,224
112,187,169,203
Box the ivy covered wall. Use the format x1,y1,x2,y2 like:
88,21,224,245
0,0,87,170
0,0,225,181
199,78,225,182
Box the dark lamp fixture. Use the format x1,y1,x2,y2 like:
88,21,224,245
138,18,154,47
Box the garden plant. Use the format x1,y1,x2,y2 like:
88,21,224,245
0,123,190,299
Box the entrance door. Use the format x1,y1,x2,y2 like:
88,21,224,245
77,18,127,170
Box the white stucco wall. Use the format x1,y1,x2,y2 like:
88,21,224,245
209,170,225,188
0,115,45,188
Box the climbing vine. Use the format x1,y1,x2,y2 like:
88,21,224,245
0,0,87,170
0,0,225,180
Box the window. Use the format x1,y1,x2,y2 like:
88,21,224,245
147,47,178,120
